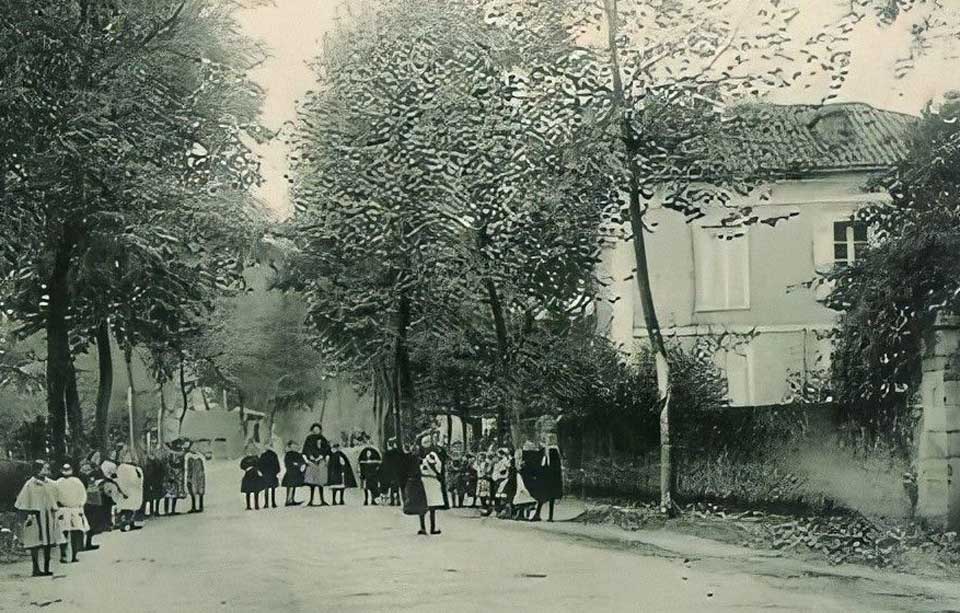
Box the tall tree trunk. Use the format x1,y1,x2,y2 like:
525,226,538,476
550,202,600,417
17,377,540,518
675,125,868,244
483,279,516,446
64,359,83,459
45,245,72,466
603,0,675,515
94,320,113,456
460,411,469,452
123,345,142,457
158,383,167,448
178,357,189,434
394,292,414,448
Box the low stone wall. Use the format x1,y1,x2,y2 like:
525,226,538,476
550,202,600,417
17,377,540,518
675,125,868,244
562,406,913,519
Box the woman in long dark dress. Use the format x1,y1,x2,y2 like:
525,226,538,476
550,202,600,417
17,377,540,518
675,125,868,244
258,445,281,509
301,423,330,507
533,440,563,522
281,441,305,506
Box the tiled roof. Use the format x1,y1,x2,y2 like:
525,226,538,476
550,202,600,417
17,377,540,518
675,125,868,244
726,102,916,174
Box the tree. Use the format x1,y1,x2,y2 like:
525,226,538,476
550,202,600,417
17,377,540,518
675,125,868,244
485,0,854,512
287,0,618,445
0,0,267,462
824,93,960,447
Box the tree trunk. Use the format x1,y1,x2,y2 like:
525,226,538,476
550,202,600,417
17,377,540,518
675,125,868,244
602,0,675,515
394,293,414,448
123,345,143,457
460,411,469,452
94,320,113,456
64,359,83,459
483,279,516,446
178,357,189,434
158,383,167,448
45,245,72,466
378,365,398,446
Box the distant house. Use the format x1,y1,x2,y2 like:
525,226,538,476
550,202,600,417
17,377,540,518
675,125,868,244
597,102,915,407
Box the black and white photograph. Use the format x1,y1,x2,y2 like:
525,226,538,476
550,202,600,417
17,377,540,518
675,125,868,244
1,0,960,611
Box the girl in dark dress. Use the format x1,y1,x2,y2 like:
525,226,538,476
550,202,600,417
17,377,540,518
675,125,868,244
326,442,357,505
380,437,404,506
258,445,281,509
240,453,264,510
301,423,330,507
281,441,305,506
403,442,446,536
142,449,165,517
358,446,382,505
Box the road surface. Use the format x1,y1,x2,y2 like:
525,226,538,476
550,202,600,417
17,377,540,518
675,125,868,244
2,461,960,612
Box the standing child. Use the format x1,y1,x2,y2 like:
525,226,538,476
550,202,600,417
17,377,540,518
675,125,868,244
258,444,281,509
475,452,493,515
15,461,59,577
446,454,463,508
143,449,165,517
358,446,382,506
326,442,357,505
55,464,89,564
462,453,478,508
301,423,330,507
115,454,144,532
380,438,404,506
184,442,207,513
492,448,512,516
240,452,264,511
80,463,106,551
412,444,447,535
281,441,306,506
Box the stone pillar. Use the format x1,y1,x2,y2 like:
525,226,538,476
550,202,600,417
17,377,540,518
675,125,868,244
917,313,960,530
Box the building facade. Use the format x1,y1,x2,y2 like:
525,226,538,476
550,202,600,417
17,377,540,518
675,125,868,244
597,103,914,407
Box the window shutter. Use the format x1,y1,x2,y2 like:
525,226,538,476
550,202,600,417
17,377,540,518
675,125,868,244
812,215,836,301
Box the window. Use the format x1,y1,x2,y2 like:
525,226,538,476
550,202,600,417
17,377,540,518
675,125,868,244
832,220,868,265
694,226,750,311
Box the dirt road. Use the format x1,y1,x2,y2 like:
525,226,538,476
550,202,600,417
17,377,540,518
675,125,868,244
2,461,959,612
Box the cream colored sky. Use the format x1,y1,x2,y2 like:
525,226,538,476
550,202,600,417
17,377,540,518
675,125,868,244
236,1,960,218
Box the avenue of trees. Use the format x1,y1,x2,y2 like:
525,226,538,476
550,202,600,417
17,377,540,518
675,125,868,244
0,0,956,513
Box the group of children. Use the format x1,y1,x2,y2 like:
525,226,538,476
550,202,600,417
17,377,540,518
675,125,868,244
238,424,391,511
232,424,564,539
441,442,564,521
13,439,207,578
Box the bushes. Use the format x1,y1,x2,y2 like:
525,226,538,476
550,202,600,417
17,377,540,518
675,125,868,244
559,340,802,463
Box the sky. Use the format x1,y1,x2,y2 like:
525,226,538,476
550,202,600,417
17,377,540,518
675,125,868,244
235,0,960,218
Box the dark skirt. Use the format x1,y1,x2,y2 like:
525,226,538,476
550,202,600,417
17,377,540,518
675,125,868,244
260,473,280,489
241,470,264,494
402,475,428,516
84,503,111,535
281,468,303,488
540,449,563,501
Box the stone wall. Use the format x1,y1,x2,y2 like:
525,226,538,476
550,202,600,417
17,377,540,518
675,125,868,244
917,313,960,529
